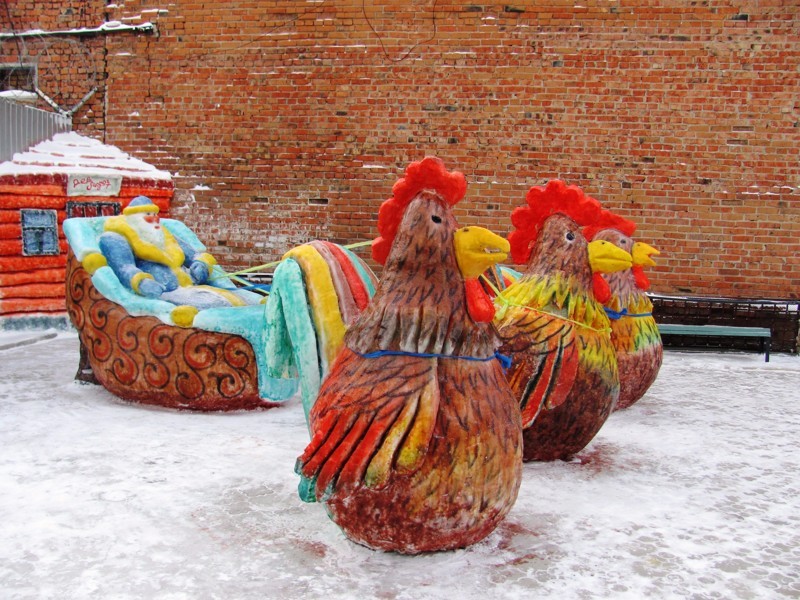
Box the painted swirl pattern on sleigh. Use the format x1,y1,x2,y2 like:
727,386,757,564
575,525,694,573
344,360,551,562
66,251,274,411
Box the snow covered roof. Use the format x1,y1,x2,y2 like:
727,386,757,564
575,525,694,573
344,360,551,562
0,131,172,182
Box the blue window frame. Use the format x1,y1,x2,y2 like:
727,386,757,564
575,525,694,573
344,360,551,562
21,209,59,256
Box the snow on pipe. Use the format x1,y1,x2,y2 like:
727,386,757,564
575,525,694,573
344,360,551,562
0,22,156,40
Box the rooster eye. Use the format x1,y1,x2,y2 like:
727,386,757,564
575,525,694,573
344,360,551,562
565,231,576,241
431,215,442,224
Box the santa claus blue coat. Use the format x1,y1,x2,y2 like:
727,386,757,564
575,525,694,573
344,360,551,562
98,196,215,298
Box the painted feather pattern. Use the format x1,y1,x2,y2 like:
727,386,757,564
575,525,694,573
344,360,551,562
495,188,626,462
296,158,522,553
297,348,522,553
602,270,663,409
496,304,579,427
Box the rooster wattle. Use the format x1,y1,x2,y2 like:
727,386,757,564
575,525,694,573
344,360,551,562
296,157,522,554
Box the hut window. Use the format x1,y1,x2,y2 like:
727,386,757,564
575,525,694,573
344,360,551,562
21,209,59,256
66,201,120,218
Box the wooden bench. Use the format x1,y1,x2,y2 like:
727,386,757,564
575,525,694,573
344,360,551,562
657,323,772,362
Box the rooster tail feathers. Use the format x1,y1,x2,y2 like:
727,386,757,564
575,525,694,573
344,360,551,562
266,242,378,422
282,243,348,371
266,258,322,421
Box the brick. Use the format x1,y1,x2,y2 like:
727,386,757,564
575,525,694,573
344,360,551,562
2,0,798,299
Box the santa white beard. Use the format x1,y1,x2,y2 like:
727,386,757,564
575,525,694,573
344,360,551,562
129,214,166,248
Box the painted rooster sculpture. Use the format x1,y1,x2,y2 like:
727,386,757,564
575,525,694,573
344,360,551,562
584,210,662,410
493,180,633,461
296,157,522,554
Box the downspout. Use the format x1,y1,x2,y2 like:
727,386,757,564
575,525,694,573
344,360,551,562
0,21,156,39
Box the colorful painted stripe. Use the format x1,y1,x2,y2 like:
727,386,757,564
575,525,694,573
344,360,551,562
282,244,347,371
322,241,371,312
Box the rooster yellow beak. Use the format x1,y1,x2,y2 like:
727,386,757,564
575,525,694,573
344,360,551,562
588,239,633,274
632,241,659,267
454,226,510,279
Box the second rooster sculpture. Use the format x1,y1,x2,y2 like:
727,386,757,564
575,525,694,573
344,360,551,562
296,157,522,554
493,181,633,461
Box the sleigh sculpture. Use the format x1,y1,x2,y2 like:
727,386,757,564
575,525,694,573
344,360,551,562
64,216,376,411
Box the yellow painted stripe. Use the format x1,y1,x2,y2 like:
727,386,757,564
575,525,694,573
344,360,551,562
282,244,346,369
130,271,154,294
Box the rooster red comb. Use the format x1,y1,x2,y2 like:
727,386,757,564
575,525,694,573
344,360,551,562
508,180,603,265
583,208,637,241
372,156,467,265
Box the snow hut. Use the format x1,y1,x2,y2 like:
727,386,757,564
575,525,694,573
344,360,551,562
0,132,173,329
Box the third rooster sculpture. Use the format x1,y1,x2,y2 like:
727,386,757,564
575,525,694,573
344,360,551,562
584,210,663,410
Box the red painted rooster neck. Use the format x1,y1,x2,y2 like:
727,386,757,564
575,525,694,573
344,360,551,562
347,193,496,359
523,214,593,288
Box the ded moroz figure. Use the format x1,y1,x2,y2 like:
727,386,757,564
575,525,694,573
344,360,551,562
99,195,254,309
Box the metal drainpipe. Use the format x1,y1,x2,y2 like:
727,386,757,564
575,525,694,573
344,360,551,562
1,22,157,116
0,22,157,40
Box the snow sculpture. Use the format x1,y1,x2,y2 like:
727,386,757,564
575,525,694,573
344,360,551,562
64,201,379,412
493,180,633,461
583,210,663,410
64,208,296,411
98,196,258,311
296,157,522,554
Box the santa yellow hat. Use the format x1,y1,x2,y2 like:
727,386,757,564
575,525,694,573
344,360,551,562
123,195,160,215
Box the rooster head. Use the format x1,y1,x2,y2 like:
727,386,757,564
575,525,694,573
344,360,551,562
582,208,636,242
585,209,659,292
631,241,660,290
508,180,603,266
370,157,508,323
583,210,659,299
372,156,467,265
508,181,636,303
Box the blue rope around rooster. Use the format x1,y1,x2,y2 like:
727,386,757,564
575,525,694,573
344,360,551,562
603,307,653,320
356,348,512,369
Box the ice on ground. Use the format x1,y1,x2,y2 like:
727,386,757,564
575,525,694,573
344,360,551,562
1,332,798,599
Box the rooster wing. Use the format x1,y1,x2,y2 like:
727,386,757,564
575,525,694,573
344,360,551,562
496,304,578,427
297,348,439,500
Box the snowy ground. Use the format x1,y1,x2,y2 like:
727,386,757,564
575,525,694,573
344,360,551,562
1,331,798,600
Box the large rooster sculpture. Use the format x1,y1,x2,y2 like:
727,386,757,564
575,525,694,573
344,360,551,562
493,180,632,461
296,157,522,554
584,211,662,410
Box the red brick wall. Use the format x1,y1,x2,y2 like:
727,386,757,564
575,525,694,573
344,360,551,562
4,1,799,299
1,1,106,134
